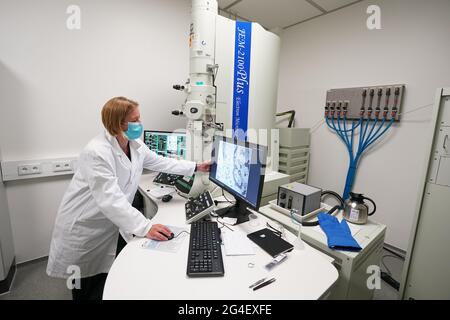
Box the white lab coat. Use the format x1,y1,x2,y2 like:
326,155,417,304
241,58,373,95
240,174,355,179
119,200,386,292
46,131,195,279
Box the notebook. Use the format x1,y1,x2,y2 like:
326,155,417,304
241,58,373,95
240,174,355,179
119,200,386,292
247,228,294,258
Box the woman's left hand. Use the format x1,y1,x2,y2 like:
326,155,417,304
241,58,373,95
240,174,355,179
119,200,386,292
196,161,211,173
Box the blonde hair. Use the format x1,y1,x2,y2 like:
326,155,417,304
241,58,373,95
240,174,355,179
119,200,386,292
101,97,139,136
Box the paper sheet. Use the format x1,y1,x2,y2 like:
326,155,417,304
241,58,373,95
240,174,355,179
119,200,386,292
141,225,188,253
222,229,255,256
220,217,237,225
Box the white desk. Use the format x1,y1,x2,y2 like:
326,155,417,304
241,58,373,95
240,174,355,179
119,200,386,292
259,204,386,299
103,174,339,300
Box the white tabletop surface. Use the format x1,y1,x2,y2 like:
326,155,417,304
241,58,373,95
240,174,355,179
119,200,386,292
103,174,339,300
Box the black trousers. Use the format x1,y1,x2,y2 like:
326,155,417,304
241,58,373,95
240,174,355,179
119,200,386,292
71,192,144,300
71,273,108,300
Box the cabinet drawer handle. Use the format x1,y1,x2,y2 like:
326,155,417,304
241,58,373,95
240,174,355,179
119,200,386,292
444,134,449,151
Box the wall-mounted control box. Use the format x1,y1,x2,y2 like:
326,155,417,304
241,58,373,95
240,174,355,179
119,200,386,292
325,84,405,121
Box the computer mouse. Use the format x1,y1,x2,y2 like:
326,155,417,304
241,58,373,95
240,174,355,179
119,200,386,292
162,194,173,202
158,231,174,240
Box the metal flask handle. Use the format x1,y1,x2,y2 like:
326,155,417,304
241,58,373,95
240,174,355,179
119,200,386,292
362,196,377,216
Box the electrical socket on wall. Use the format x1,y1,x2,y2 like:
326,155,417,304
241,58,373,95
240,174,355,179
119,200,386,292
1,157,78,181
17,164,42,176
52,161,72,172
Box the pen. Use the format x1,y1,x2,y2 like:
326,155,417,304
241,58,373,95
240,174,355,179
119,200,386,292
253,278,276,291
249,277,267,289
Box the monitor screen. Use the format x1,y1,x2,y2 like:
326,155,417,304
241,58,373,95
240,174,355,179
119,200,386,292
143,130,186,159
209,136,267,210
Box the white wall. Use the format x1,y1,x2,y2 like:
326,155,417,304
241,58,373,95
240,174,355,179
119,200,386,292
277,0,450,250
0,146,15,279
0,0,191,262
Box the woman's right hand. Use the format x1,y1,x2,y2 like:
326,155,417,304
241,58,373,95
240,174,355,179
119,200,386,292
146,224,172,241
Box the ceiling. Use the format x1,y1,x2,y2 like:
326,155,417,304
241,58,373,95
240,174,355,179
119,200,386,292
218,0,363,30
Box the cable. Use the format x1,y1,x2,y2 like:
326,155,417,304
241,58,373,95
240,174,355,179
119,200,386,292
173,230,190,238
310,119,325,134
306,101,433,199
311,102,432,136
381,255,394,275
276,110,296,128
221,189,235,205
381,254,404,276
214,200,231,205
210,185,221,196
398,103,433,116
363,118,395,150
380,271,400,291
383,246,406,259
380,254,405,291
337,116,351,147
266,222,282,237
334,113,394,199
361,117,386,150
217,218,234,231
214,205,237,223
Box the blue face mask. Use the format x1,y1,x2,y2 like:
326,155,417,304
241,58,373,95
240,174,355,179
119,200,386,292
124,122,143,140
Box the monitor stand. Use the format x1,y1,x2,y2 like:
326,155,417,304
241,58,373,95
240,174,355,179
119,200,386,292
215,199,250,225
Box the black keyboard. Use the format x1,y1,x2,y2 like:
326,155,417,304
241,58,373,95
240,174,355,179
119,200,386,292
187,221,224,277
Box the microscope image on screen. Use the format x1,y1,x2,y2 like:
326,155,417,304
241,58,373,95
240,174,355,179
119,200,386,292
215,140,252,197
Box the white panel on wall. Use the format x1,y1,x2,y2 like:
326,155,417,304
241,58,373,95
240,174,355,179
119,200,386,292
0,146,15,279
277,0,450,250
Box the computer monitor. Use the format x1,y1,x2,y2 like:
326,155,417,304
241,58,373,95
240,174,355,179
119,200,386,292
144,130,186,159
209,136,267,225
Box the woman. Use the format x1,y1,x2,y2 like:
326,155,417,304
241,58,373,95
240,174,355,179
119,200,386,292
46,97,209,300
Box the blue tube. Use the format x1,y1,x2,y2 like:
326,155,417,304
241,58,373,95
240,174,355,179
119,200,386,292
364,118,395,149
343,164,357,200
363,117,386,148
326,115,393,200
358,118,371,155
325,117,345,141
329,117,354,162
329,117,349,148
338,116,351,147
363,117,379,147
327,117,356,176
332,119,361,132
350,120,358,155
344,117,357,157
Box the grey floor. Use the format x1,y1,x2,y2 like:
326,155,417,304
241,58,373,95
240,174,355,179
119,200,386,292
374,249,405,300
0,258,71,300
0,249,404,300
